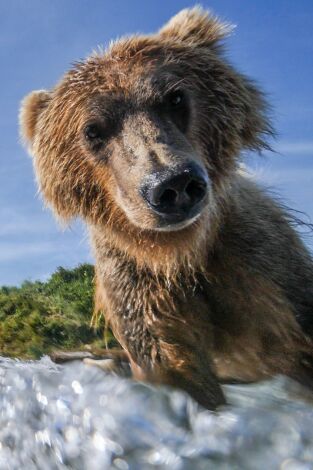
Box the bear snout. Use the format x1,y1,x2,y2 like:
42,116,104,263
140,161,209,228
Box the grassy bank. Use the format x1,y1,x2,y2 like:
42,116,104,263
0,264,115,359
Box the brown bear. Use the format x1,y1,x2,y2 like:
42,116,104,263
20,7,313,409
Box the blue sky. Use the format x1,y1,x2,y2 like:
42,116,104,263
1,0,312,285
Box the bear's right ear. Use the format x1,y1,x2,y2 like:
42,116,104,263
158,7,233,48
19,90,51,147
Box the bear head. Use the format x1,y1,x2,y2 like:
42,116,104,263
20,7,272,273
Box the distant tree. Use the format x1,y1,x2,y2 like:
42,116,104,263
0,264,116,359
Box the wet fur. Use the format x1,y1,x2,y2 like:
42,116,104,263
20,7,313,409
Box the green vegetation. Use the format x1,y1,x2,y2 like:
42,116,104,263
0,264,116,359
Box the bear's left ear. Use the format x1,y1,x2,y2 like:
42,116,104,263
158,7,233,48
19,90,51,148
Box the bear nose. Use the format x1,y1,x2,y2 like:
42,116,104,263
141,162,208,218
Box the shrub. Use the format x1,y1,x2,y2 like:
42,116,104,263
0,264,112,359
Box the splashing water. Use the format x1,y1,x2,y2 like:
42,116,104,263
0,356,313,469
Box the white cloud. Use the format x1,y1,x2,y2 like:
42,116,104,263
0,242,58,262
252,166,313,186
0,219,53,237
0,207,56,236
274,142,313,156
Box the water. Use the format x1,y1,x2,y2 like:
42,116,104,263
0,356,313,470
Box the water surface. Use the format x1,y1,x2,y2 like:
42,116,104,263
0,356,313,469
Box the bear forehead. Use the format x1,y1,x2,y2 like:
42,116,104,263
61,36,198,100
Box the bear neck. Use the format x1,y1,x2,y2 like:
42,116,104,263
89,216,217,283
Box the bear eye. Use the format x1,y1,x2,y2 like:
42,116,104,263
161,89,189,133
166,90,185,108
84,123,104,141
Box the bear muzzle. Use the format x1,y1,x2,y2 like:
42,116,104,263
140,161,209,230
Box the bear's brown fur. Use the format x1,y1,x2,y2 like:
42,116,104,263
20,7,313,409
